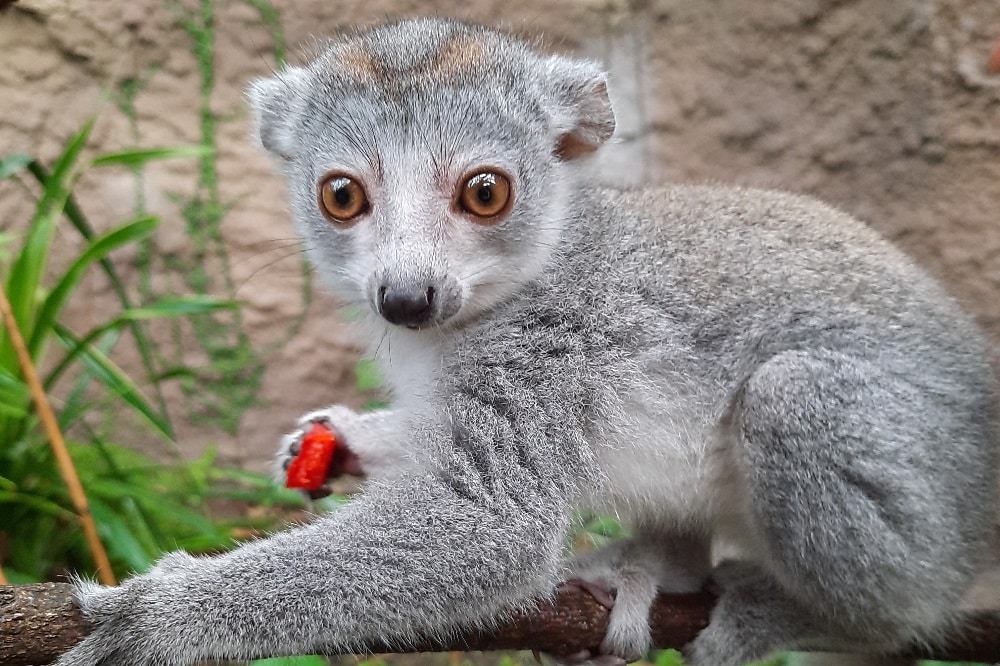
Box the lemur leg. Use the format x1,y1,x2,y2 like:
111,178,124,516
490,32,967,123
565,533,711,662
276,406,410,482
687,350,976,666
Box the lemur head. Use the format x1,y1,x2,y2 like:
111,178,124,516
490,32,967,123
249,18,614,331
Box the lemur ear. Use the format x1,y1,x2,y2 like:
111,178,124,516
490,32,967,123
246,66,310,161
543,55,616,160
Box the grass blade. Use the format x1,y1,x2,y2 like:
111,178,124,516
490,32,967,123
43,295,235,391
1,121,93,372
26,160,173,431
0,491,76,520
90,146,212,168
52,325,174,440
88,496,155,572
116,295,238,319
28,216,159,358
0,366,29,416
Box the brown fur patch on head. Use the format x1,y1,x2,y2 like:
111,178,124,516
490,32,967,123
426,34,486,78
333,32,488,86
337,44,377,81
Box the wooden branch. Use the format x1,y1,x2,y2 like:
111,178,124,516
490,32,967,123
1,584,94,666
1,583,998,665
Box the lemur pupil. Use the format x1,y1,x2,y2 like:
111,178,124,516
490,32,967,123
477,186,491,203
335,188,351,207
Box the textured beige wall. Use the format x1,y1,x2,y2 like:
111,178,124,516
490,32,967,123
1,0,998,478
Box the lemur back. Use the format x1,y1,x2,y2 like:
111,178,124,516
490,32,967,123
58,18,998,666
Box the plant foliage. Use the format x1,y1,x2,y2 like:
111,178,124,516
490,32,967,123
0,126,301,583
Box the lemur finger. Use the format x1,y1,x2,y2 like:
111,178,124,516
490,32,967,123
561,578,617,610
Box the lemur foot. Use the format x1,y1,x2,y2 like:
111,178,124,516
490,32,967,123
276,407,364,498
683,561,816,666
555,559,659,663
558,536,711,665
563,577,616,610
545,580,628,666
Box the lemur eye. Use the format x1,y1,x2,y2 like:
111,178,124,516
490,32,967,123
458,171,512,219
318,174,368,224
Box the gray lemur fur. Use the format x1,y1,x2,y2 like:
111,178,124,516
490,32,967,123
58,18,999,666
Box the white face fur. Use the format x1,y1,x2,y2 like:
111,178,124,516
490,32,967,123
248,19,614,336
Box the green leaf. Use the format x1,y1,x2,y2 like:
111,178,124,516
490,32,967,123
89,482,220,548
44,295,235,391
116,295,237,319
0,568,40,585
85,477,218,535
53,333,122,433
0,154,32,181
89,496,155,572
114,497,162,560
0,491,76,519
27,159,172,432
1,121,93,371
652,650,686,666
151,366,197,382
0,366,28,417
52,326,174,440
28,215,159,358
0,402,28,418
251,656,330,666
90,146,212,168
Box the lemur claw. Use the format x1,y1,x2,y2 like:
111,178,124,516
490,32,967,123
561,578,617,610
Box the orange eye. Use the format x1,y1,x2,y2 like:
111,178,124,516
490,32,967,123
318,174,368,224
458,171,511,219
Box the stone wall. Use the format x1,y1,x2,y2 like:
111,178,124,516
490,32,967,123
1,0,998,478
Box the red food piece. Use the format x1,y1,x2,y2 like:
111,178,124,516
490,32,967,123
285,422,337,490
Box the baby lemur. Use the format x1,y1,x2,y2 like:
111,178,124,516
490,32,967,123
59,17,998,666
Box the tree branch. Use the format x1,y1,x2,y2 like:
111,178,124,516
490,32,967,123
1,583,998,665
1,584,94,666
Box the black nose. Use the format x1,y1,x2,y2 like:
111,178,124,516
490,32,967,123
378,285,435,327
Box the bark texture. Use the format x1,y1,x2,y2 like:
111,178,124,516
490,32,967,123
2,583,998,666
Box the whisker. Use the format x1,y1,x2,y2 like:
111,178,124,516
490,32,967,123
235,250,319,295
230,242,306,269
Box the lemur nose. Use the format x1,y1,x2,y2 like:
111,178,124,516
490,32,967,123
378,285,435,327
